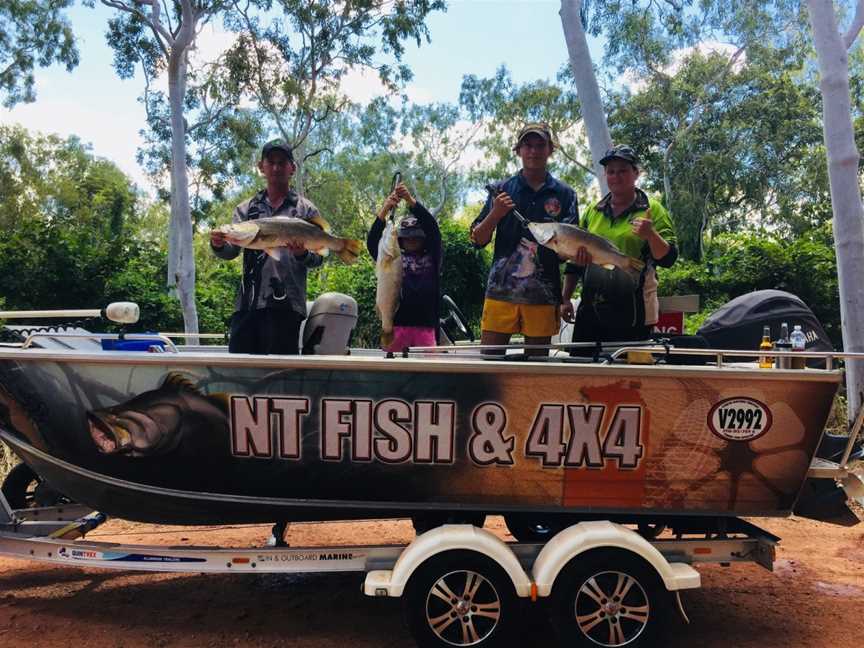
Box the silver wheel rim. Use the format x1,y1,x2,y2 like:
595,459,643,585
425,569,502,646
574,570,650,647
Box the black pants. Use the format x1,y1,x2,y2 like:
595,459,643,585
569,304,651,357
228,309,303,355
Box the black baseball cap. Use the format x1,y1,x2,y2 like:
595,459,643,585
599,144,639,166
514,122,554,148
261,139,294,161
398,215,425,239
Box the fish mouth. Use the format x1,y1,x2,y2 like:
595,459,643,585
87,413,132,454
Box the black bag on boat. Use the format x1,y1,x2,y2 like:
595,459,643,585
697,290,833,366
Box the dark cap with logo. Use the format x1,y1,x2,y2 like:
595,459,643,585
599,144,639,167
261,139,294,161
514,122,555,149
398,215,426,239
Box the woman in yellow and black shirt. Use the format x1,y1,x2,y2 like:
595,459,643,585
561,145,677,344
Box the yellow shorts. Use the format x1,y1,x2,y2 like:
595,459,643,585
481,298,560,338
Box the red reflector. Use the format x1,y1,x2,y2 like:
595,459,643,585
233,557,251,564
694,548,712,555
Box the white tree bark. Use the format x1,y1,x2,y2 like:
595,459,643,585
102,0,201,337
806,0,864,421
560,0,612,195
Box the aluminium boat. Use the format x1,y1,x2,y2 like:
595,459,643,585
0,304,840,527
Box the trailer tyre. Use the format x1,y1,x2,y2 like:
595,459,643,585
1,463,70,509
404,550,518,648
550,549,669,648
503,514,565,543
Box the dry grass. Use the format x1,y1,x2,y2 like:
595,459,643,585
0,443,17,482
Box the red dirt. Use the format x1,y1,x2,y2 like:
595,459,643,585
0,515,863,647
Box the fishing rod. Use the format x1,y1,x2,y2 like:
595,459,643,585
484,183,529,228
388,171,402,221
0,302,140,324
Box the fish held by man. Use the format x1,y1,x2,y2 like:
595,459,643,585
527,221,645,278
375,219,403,349
215,215,362,264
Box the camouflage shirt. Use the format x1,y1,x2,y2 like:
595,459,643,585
211,189,324,317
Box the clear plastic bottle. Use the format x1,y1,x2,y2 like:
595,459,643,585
790,324,807,369
775,322,791,368
759,325,774,369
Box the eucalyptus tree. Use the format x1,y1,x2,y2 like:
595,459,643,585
607,46,825,258
0,0,78,107
101,0,231,336
459,67,591,191
805,0,864,420
218,0,446,193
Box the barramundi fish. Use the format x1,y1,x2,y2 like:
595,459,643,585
216,215,362,264
527,221,645,278
375,220,402,349
87,373,228,458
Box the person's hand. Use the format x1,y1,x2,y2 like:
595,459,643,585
631,208,655,241
394,182,416,207
488,191,515,221
378,191,400,221
210,230,226,248
560,300,575,323
572,245,593,266
282,238,307,256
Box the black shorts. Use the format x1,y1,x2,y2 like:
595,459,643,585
228,309,303,355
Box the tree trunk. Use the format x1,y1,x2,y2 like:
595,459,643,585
560,0,612,196
167,49,200,338
807,0,864,421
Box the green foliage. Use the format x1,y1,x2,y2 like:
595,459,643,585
608,47,826,259
0,0,78,107
0,126,141,311
660,227,841,344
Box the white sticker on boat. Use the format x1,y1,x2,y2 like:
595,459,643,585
708,397,772,441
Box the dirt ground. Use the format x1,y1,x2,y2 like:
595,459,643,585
0,514,863,647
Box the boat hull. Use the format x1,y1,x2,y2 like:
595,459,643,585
0,351,840,524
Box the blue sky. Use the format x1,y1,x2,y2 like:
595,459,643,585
0,0,588,188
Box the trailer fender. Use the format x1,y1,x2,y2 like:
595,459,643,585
532,520,701,597
366,524,532,598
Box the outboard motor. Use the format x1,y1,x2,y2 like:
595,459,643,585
697,290,833,366
301,292,358,355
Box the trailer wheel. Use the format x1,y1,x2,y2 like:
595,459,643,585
550,549,669,648
1,463,69,509
503,514,565,543
404,550,517,648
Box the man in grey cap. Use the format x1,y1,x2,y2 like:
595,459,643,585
210,138,324,355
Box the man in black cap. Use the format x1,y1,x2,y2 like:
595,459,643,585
470,122,579,355
210,138,324,356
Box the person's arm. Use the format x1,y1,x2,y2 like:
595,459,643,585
408,199,441,264
210,204,244,260
632,202,677,267
469,190,513,247
560,271,579,323
367,218,385,261
299,250,324,268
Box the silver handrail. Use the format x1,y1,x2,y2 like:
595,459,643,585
606,346,864,370
21,332,179,354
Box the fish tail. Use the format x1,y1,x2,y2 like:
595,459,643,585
337,239,363,264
